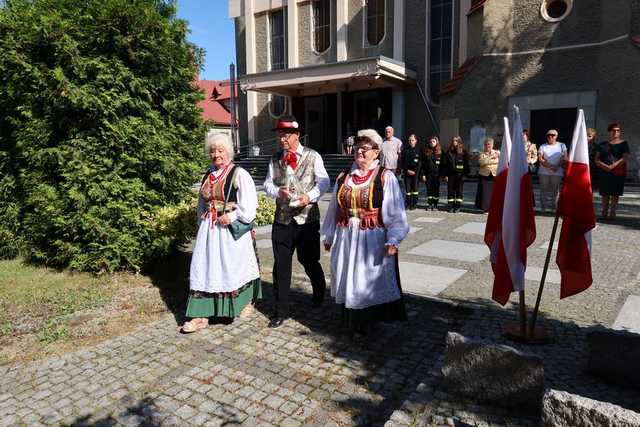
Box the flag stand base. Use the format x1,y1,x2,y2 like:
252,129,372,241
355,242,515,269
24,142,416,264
501,324,549,345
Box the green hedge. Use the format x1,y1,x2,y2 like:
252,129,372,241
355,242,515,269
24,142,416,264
0,0,207,272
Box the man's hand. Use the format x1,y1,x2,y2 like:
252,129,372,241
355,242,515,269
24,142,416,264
278,187,290,200
407,170,416,176
296,194,311,207
385,245,398,257
218,214,231,226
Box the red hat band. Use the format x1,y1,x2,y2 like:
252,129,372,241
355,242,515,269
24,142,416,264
275,120,299,130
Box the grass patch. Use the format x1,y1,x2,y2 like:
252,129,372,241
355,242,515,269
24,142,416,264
0,257,188,366
0,259,113,337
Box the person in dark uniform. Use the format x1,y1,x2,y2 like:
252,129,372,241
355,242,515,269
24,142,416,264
401,134,422,210
263,116,330,328
443,136,470,213
421,136,444,211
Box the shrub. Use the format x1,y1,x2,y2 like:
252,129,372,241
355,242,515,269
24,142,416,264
148,197,198,256
255,194,276,226
0,0,207,272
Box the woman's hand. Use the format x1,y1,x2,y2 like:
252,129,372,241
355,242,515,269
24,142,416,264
385,245,397,257
407,170,416,176
200,183,212,200
421,175,426,182
218,214,231,226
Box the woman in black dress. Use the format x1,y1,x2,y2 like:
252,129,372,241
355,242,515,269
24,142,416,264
595,122,630,219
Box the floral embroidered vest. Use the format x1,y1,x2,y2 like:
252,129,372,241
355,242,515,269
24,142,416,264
335,166,385,230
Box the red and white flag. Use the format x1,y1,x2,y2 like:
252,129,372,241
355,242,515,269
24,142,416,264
485,117,511,301
556,110,596,298
486,108,536,305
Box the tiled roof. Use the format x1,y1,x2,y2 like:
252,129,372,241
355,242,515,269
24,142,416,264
467,0,487,15
194,79,237,125
439,57,480,97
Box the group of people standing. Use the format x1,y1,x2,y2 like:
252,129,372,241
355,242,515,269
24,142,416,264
375,122,631,218
377,127,470,213
182,117,409,335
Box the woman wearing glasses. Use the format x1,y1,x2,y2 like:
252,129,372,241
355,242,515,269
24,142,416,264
321,129,409,335
537,129,567,213
595,123,630,219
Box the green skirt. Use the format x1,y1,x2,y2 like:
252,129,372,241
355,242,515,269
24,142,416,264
185,279,262,318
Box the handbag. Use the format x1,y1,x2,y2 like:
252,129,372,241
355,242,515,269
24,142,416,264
222,166,255,241
606,143,627,177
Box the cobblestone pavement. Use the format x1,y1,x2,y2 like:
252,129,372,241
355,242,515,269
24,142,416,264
1,183,639,426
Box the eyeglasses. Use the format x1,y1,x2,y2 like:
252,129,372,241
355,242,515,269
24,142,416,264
547,134,558,138
610,129,621,133
356,145,376,153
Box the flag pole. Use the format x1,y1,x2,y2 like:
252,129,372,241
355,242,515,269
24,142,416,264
529,210,561,336
519,291,527,335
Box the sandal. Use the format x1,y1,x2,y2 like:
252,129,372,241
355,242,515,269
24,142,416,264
181,318,208,333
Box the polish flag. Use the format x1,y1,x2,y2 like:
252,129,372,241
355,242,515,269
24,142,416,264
485,117,511,302
487,108,536,305
556,110,596,298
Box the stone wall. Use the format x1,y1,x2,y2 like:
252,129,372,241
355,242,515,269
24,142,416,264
297,1,337,66
440,1,640,175
254,13,269,73
403,0,436,140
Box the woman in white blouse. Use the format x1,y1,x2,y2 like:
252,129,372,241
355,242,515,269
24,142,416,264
321,129,410,334
181,132,261,333
537,129,567,213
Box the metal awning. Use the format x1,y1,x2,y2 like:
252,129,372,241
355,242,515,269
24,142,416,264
239,56,416,97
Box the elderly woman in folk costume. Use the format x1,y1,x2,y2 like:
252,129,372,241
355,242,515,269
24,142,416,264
321,129,410,334
181,132,261,333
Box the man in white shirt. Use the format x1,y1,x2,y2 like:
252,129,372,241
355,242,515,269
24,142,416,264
380,126,403,174
263,116,330,328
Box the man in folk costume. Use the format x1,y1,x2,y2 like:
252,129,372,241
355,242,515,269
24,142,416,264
264,116,330,328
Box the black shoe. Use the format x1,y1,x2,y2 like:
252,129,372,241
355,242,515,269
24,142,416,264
268,317,285,328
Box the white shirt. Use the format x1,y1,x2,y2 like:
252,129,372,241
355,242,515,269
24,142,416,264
538,142,567,177
263,143,330,202
380,136,403,170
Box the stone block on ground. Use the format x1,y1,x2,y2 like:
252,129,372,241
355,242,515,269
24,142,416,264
441,332,544,413
587,328,640,390
542,389,640,427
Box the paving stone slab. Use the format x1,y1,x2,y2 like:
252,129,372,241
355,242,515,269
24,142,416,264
256,239,272,249
255,225,272,236
413,217,445,223
408,227,423,235
539,240,559,250
524,266,561,284
399,262,467,297
452,222,486,235
407,240,490,262
612,295,640,334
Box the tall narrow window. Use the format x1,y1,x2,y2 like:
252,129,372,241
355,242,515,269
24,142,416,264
366,0,385,46
312,0,330,53
429,0,453,101
270,10,287,70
